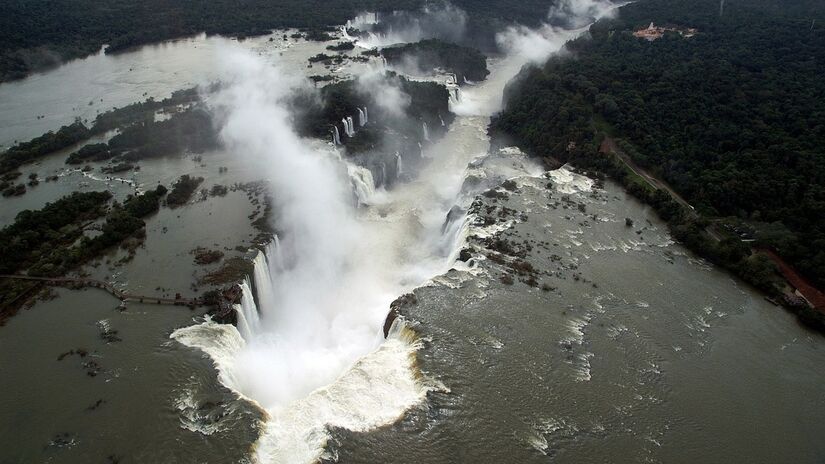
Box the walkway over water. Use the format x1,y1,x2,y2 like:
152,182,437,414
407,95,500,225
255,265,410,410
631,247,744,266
0,274,204,307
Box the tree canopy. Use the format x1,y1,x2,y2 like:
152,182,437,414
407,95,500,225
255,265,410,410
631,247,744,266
492,0,825,288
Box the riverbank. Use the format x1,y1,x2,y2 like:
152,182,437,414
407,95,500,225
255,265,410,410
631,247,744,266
523,134,825,334
488,0,825,333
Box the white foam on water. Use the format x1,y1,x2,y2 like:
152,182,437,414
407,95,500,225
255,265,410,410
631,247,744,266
573,352,594,381
169,5,624,459
253,322,432,463
547,166,594,194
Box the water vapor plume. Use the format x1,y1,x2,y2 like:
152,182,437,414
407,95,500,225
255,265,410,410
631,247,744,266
352,3,468,48
175,43,442,463
355,67,411,118
210,46,376,407
549,0,620,28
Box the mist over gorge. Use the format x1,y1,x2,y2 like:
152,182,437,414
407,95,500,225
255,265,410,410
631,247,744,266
1,0,825,463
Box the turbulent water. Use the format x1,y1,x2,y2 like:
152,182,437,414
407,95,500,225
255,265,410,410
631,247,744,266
168,9,603,462
2,3,825,464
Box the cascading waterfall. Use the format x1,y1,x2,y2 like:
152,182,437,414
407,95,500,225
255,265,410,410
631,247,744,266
422,122,430,141
447,86,461,112
439,114,445,127
346,12,378,29
172,6,617,461
363,107,369,125
347,163,376,205
341,117,355,137
357,108,366,127
235,278,261,341
331,125,342,145
395,152,404,177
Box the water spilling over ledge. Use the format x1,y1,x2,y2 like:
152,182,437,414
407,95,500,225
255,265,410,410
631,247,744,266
170,5,620,461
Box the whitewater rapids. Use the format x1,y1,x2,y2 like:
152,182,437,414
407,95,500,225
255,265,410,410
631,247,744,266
172,6,618,462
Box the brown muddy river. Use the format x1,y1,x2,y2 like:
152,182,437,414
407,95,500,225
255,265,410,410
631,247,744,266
1,9,824,464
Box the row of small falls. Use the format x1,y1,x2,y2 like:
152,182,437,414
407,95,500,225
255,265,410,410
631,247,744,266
331,107,368,145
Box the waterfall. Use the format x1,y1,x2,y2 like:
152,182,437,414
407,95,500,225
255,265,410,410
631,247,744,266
342,117,355,137
418,141,426,159
347,163,376,205
422,122,430,141
357,108,366,127
332,125,341,145
363,107,368,125
347,116,356,136
439,114,445,127
395,152,403,177
235,239,281,341
446,73,457,85
171,7,626,463
454,88,461,102
235,278,260,341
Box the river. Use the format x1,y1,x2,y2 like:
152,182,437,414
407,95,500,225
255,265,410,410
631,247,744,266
0,7,824,464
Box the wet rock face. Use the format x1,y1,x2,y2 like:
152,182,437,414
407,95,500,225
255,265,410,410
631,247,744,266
384,293,417,338
201,284,243,324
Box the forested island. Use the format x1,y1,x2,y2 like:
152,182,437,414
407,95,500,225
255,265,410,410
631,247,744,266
380,39,489,82
0,87,208,182
492,0,825,328
294,71,452,148
0,186,168,323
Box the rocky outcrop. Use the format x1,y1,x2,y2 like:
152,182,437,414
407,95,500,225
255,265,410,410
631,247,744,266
383,293,417,338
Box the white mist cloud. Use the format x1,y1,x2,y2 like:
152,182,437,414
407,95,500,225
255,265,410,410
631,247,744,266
356,66,410,117
353,3,468,48
495,25,573,64
495,0,621,65
549,0,620,27
195,43,443,464
210,45,374,408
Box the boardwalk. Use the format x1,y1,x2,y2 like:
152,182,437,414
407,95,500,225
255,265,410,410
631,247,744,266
0,275,204,307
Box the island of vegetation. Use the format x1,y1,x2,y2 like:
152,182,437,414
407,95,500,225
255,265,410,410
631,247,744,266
0,87,203,179
294,71,453,149
380,39,489,83
491,0,825,329
0,186,168,323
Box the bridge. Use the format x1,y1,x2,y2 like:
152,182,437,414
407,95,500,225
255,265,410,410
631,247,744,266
0,274,205,308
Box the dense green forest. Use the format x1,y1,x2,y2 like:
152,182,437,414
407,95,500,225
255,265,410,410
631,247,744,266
0,0,557,83
492,0,825,294
381,39,489,82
